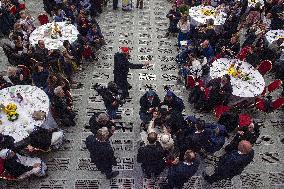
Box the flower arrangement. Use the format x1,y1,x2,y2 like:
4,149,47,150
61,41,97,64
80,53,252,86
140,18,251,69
227,64,250,81
50,22,62,39
201,9,215,16
2,103,19,122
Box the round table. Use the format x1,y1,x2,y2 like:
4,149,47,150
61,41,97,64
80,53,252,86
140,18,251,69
188,5,227,26
29,22,79,50
265,30,284,51
0,85,50,142
210,58,265,98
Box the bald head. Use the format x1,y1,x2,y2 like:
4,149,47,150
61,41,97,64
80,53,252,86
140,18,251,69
238,140,253,154
147,132,158,144
184,150,196,163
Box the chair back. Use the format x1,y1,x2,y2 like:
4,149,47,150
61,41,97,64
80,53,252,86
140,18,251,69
214,105,231,118
267,79,282,93
272,97,284,110
186,75,195,89
257,60,272,75
255,98,267,112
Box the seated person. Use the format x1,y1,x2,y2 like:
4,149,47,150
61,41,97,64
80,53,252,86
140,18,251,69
139,90,161,125
87,25,105,49
26,127,64,152
205,74,233,110
160,90,185,114
7,66,31,85
0,148,47,179
32,64,49,89
88,113,116,138
53,86,76,127
0,75,12,90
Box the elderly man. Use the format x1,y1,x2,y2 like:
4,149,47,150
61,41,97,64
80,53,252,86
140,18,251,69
88,113,116,138
53,86,76,127
203,140,254,184
113,47,148,98
85,127,119,179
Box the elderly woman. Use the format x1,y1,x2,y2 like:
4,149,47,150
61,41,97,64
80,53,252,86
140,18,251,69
0,148,47,179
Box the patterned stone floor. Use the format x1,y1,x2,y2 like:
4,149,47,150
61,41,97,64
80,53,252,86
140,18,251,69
0,0,284,189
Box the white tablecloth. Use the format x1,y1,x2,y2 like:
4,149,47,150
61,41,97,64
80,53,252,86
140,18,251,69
0,85,50,142
265,30,284,51
29,22,79,50
210,58,265,98
188,5,227,26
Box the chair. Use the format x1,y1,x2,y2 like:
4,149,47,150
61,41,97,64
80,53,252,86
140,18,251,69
214,105,231,118
239,114,252,127
257,60,272,75
0,158,17,180
38,13,49,25
186,75,195,89
255,98,267,112
272,97,284,110
267,79,282,93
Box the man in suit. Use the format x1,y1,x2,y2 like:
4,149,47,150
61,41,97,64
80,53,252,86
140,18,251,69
137,132,166,179
113,47,148,98
203,140,254,184
163,150,199,189
85,127,119,179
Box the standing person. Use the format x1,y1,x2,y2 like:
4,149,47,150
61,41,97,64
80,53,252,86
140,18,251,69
85,127,119,179
163,150,199,189
136,0,143,9
137,132,166,179
203,140,254,184
122,0,132,11
113,0,119,10
113,47,148,98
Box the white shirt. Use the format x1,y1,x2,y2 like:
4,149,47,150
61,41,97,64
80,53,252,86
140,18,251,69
177,20,190,33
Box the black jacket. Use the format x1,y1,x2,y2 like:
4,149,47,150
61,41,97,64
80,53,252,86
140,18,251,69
137,142,165,174
4,155,33,177
85,135,116,167
113,52,143,83
139,93,161,113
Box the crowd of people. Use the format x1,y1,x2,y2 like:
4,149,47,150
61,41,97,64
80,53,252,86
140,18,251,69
0,0,283,188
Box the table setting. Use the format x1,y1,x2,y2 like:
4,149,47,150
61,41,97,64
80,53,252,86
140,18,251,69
188,5,227,26
210,58,265,98
29,22,79,50
0,85,50,142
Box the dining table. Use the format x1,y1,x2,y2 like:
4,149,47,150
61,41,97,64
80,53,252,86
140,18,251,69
188,5,227,26
0,85,52,143
29,22,79,50
210,58,265,98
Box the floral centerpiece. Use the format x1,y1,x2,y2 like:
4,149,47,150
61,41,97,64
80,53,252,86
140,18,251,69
227,64,250,81
2,103,19,122
201,9,215,16
50,22,62,39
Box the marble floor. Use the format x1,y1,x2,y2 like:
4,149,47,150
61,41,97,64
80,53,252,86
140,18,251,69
0,0,283,189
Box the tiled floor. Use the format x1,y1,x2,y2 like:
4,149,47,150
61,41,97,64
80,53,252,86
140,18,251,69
0,0,283,189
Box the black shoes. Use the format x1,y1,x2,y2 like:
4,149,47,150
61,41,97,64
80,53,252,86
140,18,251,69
106,171,119,179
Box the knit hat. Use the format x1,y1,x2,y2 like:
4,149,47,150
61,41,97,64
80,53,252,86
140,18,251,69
121,47,129,53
